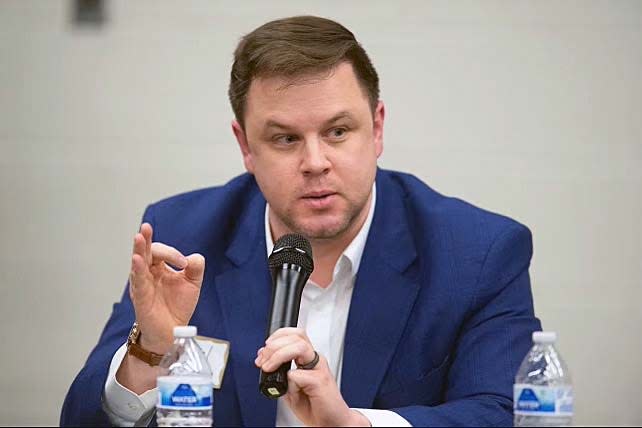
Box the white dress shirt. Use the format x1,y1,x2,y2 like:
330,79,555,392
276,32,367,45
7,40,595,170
102,183,411,427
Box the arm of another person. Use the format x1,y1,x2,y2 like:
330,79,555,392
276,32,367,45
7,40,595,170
392,223,542,426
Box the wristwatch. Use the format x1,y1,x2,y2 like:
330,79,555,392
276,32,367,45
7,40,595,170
126,322,164,366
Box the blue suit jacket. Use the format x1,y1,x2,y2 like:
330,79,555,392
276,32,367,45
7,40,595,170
61,169,541,427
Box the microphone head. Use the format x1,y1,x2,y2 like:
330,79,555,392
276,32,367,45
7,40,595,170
268,233,314,273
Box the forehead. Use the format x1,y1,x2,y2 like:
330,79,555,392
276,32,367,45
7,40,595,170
244,62,370,127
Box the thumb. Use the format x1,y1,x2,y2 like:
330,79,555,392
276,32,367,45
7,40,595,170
183,253,205,284
287,368,318,395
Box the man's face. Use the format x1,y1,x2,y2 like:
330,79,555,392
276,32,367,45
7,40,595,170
233,62,384,240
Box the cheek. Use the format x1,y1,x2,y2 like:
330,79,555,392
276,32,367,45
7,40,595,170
252,158,299,203
338,153,377,200
251,149,283,180
335,141,378,178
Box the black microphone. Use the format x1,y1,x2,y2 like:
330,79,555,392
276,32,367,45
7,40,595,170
259,233,314,399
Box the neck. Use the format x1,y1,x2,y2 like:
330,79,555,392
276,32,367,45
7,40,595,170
269,191,373,288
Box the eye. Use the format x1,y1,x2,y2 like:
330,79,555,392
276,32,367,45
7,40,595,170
274,134,299,146
327,127,348,140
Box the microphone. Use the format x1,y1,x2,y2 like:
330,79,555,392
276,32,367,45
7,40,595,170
259,233,314,399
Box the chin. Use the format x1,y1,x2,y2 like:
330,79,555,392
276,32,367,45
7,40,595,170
291,215,350,240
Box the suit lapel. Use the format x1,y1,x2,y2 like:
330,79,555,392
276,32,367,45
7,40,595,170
341,170,421,408
213,170,420,421
214,191,277,426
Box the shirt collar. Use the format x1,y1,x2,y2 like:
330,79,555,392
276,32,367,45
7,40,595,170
265,181,377,278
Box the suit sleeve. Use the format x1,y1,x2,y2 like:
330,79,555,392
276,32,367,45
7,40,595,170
392,223,542,427
60,206,155,427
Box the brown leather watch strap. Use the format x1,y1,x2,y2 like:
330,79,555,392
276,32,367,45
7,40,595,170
128,341,164,366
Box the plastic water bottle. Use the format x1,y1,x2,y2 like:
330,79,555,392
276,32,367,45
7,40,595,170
514,331,573,427
156,326,213,427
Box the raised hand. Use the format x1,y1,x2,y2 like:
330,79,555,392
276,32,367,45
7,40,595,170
129,222,205,353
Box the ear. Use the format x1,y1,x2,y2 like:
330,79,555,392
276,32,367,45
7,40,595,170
373,101,385,158
232,119,255,174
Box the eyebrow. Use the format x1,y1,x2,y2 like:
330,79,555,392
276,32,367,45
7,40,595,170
263,111,355,131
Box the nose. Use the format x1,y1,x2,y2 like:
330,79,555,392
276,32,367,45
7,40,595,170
300,138,331,176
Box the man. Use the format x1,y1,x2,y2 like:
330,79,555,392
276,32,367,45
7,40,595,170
61,16,540,427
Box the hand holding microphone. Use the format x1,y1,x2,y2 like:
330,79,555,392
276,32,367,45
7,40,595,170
256,233,369,427
258,233,315,398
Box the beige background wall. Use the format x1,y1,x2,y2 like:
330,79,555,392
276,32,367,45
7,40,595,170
1,0,640,425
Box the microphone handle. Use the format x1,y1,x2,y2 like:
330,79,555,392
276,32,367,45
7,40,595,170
259,362,292,399
259,264,310,399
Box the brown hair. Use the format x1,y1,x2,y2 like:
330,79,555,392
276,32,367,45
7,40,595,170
228,16,379,128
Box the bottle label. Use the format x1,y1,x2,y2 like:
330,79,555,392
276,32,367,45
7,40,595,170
157,377,213,411
513,384,573,417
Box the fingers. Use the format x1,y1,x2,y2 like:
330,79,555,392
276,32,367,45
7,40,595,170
284,355,359,427
151,242,188,269
131,253,148,276
265,327,308,343
140,223,153,265
284,370,304,401
256,330,316,372
130,223,187,284
133,224,190,271
184,253,205,283
286,355,332,393
130,232,151,291
129,253,149,297
288,367,319,388
130,223,205,289
257,340,306,372
131,223,153,271
132,231,147,264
